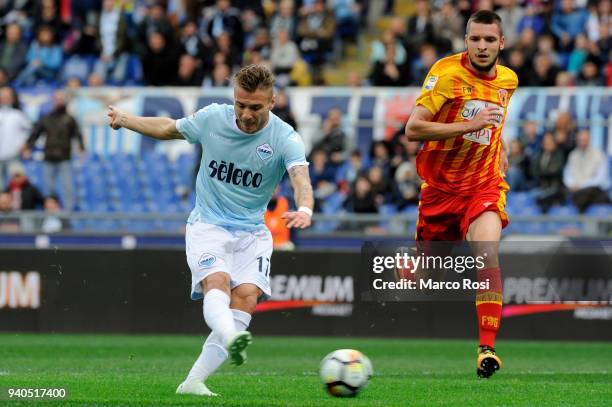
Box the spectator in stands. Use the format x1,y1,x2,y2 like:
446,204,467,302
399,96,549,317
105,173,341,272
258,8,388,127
173,54,204,86
94,0,130,85
141,31,179,86
505,48,530,87
41,195,70,233
0,68,8,87
32,0,65,39
136,2,175,56
242,9,264,52
0,191,20,232
346,70,363,87
332,0,362,50
0,23,28,82
370,141,391,176
531,132,566,213
269,0,297,41
551,0,588,52
577,59,605,86
204,0,244,58
202,62,231,87
606,49,612,86
264,187,294,250
567,33,591,76
179,20,211,74
22,90,85,212
368,165,394,205
528,52,559,87
555,71,575,87
213,31,242,69
586,0,610,44
247,27,272,61
551,111,576,160
563,129,610,213
388,16,410,57
517,119,541,158
410,44,437,86
15,25,63,87
514,27,538,66
289,58,312,86
309,148,336,212
63,16,100,57
536,33,560,66
369,41,410,87
593,22,611,63
370,29,407,66
297,0,336,84
405,0,435,55
0,87,31,185
431,0,464,54
336,149,365,189
394,160,420,209
506,138,530,192
495,0,523,49
343,174,377,214
4,161,44,211
516,3,544,36
89,72,105,87
271,90,297,130
312,107,346,167
270,28,300,85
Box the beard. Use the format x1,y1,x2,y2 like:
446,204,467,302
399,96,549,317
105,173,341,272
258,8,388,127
469,50,499,73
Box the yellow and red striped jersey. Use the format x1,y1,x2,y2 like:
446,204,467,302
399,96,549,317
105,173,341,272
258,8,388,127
414,52,518,195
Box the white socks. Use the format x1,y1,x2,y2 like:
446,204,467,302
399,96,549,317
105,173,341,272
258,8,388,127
185,307,252,383
203,289,235,345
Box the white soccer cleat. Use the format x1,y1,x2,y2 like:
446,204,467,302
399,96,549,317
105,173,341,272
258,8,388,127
176,380,218,396
227,330,252,366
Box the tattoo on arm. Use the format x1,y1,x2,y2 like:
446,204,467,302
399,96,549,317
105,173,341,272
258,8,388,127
288,165,314,210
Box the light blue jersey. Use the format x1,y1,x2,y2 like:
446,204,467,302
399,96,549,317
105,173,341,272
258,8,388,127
176,104,307,230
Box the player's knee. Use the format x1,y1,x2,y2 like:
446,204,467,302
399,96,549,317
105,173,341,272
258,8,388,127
468,212,501,241
230,285,262,314
202,272,231,294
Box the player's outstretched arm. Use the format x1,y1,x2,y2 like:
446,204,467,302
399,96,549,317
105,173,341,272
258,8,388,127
107,105,184,140
282,165,314,229
405,105,503,142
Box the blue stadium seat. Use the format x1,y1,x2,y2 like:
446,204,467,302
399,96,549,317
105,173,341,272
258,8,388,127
379,204,397,215
401,205,419,215
547,205,578,216
586,204,612,216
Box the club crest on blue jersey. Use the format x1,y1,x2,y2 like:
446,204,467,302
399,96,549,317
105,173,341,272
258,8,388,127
256,143,274,161
198,253,216,268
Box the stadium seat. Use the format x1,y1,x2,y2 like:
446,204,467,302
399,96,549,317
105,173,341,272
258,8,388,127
547,205,579,217
586,204,612,216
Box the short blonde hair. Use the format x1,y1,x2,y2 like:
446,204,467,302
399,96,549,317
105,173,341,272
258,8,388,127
234,64,275,93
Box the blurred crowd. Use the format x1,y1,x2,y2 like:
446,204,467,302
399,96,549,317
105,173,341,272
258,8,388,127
276,106,609,227
0,0,610,237
0,0,368,87
0,0,609,88
367,0,611,87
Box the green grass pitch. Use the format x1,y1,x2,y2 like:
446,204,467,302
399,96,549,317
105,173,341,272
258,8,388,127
0,333,610,406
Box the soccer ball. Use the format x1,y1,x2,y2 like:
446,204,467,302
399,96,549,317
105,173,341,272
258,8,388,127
319,349,373,397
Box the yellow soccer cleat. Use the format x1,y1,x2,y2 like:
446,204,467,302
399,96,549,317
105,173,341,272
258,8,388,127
477,345,502,378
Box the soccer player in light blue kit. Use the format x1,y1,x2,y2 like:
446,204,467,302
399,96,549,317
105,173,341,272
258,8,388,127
108,65,314,396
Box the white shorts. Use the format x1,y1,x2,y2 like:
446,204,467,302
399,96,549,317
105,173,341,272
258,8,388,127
185,222,273,301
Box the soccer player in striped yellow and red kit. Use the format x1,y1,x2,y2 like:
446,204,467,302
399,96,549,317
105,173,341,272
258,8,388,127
405,10,518,378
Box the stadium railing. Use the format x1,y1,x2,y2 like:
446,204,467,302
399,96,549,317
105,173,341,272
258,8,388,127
1,211,610,238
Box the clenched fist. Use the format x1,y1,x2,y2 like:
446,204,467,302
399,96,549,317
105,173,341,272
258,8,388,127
108,105,126,130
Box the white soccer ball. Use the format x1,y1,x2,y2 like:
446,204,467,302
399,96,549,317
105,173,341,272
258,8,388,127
319,349,373,397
